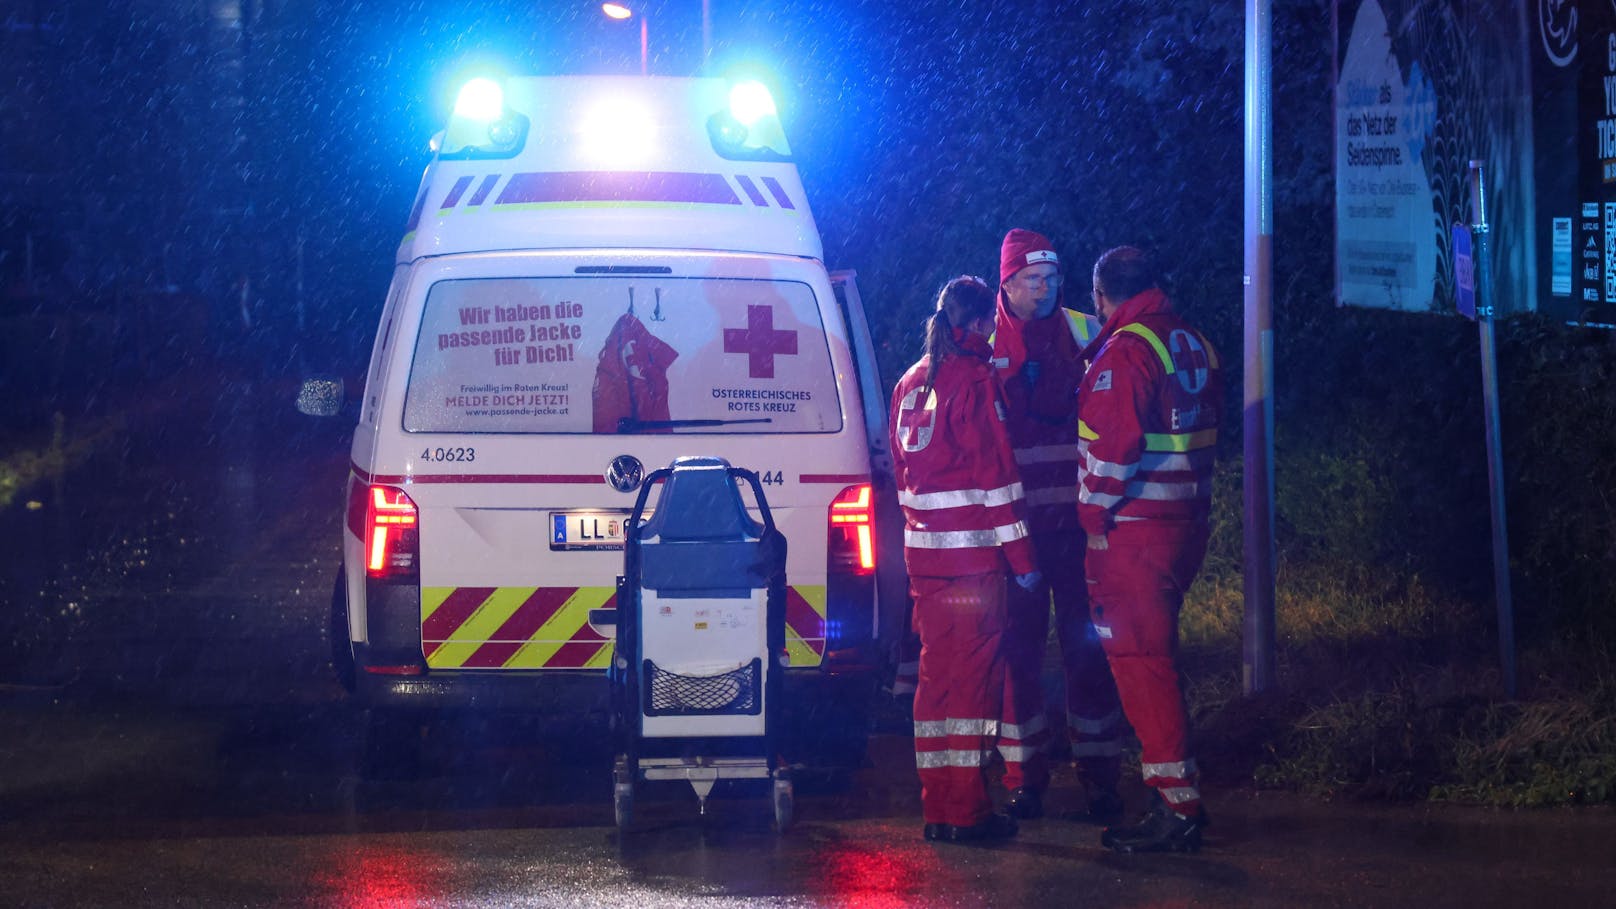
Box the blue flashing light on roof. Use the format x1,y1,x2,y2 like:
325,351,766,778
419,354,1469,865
441,77,529,161
707,77,791,163
728,81,777,127
454,77,505,122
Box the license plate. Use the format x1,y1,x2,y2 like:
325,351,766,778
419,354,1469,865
549,510,641,550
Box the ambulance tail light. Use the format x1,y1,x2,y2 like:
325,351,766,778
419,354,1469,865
361,485,420,580
828,484,875,576
825,482,878,670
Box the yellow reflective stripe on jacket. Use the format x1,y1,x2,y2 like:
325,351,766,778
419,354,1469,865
1064,308,1098,343
1081,421,1216,454
1116,321,1222,370
1144,428,1217,452
1117,323,1175,373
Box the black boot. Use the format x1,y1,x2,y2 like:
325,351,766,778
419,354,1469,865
924,812,1018,843
949,811,1019,842
1063,785,1125,825
1004,786,1044,819
1100,801,1208,853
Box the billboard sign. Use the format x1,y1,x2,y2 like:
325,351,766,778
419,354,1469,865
1334,0,1616,327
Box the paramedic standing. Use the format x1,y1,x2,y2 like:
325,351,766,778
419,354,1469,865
992,229,1124,823
891,275,1041,843
1078,246,1221,854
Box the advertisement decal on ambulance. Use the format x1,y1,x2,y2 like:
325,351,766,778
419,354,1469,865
403,276,840,434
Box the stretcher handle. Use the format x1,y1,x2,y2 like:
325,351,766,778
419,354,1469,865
727,466,777,537
627,465,776,539
628,467,673,532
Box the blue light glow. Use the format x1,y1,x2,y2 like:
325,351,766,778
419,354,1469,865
579,95,657,167
728,81,777,127
454,78,504,121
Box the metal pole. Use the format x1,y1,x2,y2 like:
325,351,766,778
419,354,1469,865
1468,160,1517,698
1242,0,1277,695
702,0,712,70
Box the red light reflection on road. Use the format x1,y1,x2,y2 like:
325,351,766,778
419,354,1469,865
817,837,941,907
312,843,441,907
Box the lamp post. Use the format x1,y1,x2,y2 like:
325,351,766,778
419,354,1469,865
601,3,648,75
601,2,711,74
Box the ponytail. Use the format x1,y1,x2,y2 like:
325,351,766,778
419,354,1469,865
923,275,995,393
922,308,957,394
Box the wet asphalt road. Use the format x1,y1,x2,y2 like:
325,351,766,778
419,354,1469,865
1,373,1614,908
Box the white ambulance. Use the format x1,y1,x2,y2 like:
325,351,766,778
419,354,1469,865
306,74,903,770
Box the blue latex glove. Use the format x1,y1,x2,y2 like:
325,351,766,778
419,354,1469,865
1014,570,1043,592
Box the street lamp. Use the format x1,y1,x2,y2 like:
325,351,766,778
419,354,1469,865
600,2,711,74
601,3,649,75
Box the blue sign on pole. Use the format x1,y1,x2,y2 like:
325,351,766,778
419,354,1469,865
1453,223,1476,321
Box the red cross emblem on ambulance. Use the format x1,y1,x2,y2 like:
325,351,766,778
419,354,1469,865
724,304,798,378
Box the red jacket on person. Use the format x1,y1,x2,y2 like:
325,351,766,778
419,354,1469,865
890,343,1038,580
992,299,1100,535
1076,288,1221,535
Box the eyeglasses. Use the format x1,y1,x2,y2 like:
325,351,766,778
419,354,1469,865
1015,273,1062,291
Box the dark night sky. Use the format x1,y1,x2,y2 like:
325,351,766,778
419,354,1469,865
1,1,1326,377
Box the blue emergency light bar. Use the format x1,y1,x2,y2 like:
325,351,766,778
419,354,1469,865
708,78,790,162
453,78,504,121
433,75,789,163
728,81,776,126
440,77,529,161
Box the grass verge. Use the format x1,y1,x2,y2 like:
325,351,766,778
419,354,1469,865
1181,554,1616,807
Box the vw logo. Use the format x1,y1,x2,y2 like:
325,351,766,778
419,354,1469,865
606,454,644,493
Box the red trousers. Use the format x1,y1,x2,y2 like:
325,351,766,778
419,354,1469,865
891,609,920,698
1000,532,1122,792
911,571,1007,827
1085,520,1209,816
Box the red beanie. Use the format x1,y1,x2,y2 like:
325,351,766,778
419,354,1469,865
999,228,1061,284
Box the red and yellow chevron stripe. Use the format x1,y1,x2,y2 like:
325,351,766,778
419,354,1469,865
783,585,827,667
421,584,828,669
422,585,614,669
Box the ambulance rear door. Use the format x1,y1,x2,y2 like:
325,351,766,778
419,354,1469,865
371,250,874,675
829,271,906,654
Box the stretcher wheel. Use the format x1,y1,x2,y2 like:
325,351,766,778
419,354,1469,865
772,776,794,831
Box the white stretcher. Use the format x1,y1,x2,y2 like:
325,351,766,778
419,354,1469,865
608,456,793,830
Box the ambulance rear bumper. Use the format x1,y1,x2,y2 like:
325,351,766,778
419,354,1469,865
353,644,878,715
353,652,613,714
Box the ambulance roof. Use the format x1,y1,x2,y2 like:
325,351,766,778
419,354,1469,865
398,76,824,264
